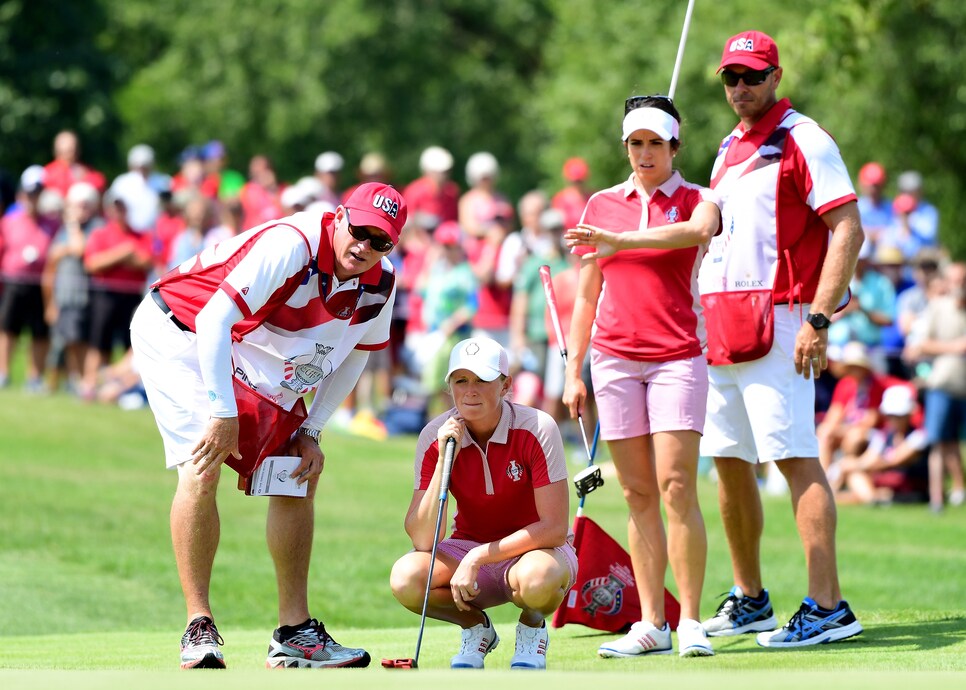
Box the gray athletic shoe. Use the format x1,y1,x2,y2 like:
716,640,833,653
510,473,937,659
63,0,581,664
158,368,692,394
702,586,778,637
266,618,370,668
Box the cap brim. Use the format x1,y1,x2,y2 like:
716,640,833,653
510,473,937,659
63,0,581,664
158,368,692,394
446,364,502,383
718,56,774,72
346,208,399,243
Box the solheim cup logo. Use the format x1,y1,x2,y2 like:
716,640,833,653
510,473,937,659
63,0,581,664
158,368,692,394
281,343,334,393
579,563,636,617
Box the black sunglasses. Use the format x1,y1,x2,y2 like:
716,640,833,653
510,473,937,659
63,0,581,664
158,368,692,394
720,66,776,87
348,224,394,253
624,94,674,115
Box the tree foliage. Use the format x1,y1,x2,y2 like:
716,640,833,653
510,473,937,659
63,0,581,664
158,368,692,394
0,0,962,255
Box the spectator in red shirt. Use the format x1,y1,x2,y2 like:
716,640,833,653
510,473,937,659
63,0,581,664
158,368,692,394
551,157,592,231
43,130,106,196
817,341,891,473
0,166,59,389
403,146,460,223
81,185,154,398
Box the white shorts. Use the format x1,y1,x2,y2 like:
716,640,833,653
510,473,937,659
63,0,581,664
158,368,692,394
700,306,818,463
130,297,209,469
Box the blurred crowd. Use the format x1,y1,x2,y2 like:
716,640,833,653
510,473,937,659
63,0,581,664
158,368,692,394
0,132,962,511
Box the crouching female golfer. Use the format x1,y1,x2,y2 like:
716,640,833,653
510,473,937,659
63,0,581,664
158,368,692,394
390,337,576,670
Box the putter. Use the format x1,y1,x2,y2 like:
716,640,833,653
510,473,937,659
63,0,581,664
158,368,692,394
539,265,604,501
382,436,458,670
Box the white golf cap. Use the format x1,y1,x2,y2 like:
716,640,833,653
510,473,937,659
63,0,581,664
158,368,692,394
420,145,453,173
880,385,915,416
127,143,155,168
621,107,679,142
466,151,499,186
445,337,509,384
20,165,46,193
315,151,344,173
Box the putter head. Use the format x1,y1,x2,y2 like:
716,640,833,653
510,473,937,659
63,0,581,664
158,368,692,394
574,464,604,498
381,657,417,669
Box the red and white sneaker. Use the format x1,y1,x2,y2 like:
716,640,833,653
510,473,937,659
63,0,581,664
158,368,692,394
266,618,370,668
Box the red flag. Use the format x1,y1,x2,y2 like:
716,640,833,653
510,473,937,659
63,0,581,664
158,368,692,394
553,515,680,633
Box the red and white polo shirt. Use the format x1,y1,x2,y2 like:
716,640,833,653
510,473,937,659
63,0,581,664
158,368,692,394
578,171,718,361
415,401,568,544
155,211,395,409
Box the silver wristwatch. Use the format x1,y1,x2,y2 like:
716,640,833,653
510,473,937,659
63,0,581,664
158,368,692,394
297,427,321,443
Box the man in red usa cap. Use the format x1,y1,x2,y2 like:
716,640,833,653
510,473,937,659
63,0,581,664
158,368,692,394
697,29,865,649
131,181,407,670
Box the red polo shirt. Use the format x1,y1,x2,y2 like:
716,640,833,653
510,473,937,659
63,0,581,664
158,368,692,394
415,401,568,544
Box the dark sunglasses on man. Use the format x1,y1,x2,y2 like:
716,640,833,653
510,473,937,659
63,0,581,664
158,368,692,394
347,224,395,253
720,66,777,88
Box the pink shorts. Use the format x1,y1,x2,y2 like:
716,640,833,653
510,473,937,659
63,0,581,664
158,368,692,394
591,349,708,440
437,537,578,611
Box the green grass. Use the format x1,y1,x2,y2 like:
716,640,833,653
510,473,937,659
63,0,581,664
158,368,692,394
1,370,965,687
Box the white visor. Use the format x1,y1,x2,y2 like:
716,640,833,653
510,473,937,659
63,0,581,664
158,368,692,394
622,107,680,142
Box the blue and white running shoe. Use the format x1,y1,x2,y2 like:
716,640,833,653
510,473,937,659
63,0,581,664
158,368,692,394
757,597,863,648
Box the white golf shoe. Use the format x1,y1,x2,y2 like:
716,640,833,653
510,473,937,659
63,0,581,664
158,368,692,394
597,620,673,658
510,621,549,670
450,613,500,669
677,618,714,657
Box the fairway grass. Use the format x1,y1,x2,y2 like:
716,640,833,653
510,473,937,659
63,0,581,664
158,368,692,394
2,381,965,686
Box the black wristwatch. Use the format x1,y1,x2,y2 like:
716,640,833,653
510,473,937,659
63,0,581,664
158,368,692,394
806,312,831,330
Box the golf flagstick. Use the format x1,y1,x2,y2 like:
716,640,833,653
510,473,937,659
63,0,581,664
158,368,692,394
668,0,696,100
381,436,457,670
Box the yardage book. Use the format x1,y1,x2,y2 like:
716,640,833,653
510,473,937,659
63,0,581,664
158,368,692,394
247,456,308,497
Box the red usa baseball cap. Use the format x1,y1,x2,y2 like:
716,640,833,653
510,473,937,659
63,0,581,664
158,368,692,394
719,30,780,72
343,182,409,243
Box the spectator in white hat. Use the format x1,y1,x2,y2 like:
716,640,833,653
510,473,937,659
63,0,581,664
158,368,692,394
108,144,167,233
459,152,509,239
313,150,344,208
882,169,940,261
42,181,105,393
832,384,928,505
403,145,459,223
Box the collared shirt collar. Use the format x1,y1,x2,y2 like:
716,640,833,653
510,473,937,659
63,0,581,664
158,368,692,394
460,399,513,449
621,169,684,200
737,97,793,138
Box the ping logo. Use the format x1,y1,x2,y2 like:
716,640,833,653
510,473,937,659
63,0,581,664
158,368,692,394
372,194,399,219
729,37,755,52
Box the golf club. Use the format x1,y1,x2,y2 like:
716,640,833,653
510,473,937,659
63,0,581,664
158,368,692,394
539,265,603,502
381,435,457,670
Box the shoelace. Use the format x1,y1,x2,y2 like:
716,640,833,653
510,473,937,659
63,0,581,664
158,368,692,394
714,592,739,617
784,603,812,633
292,618,335,647
185,618,224,646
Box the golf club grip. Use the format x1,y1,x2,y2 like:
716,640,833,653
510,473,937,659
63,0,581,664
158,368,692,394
439,436,457,498
539,265,568,362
